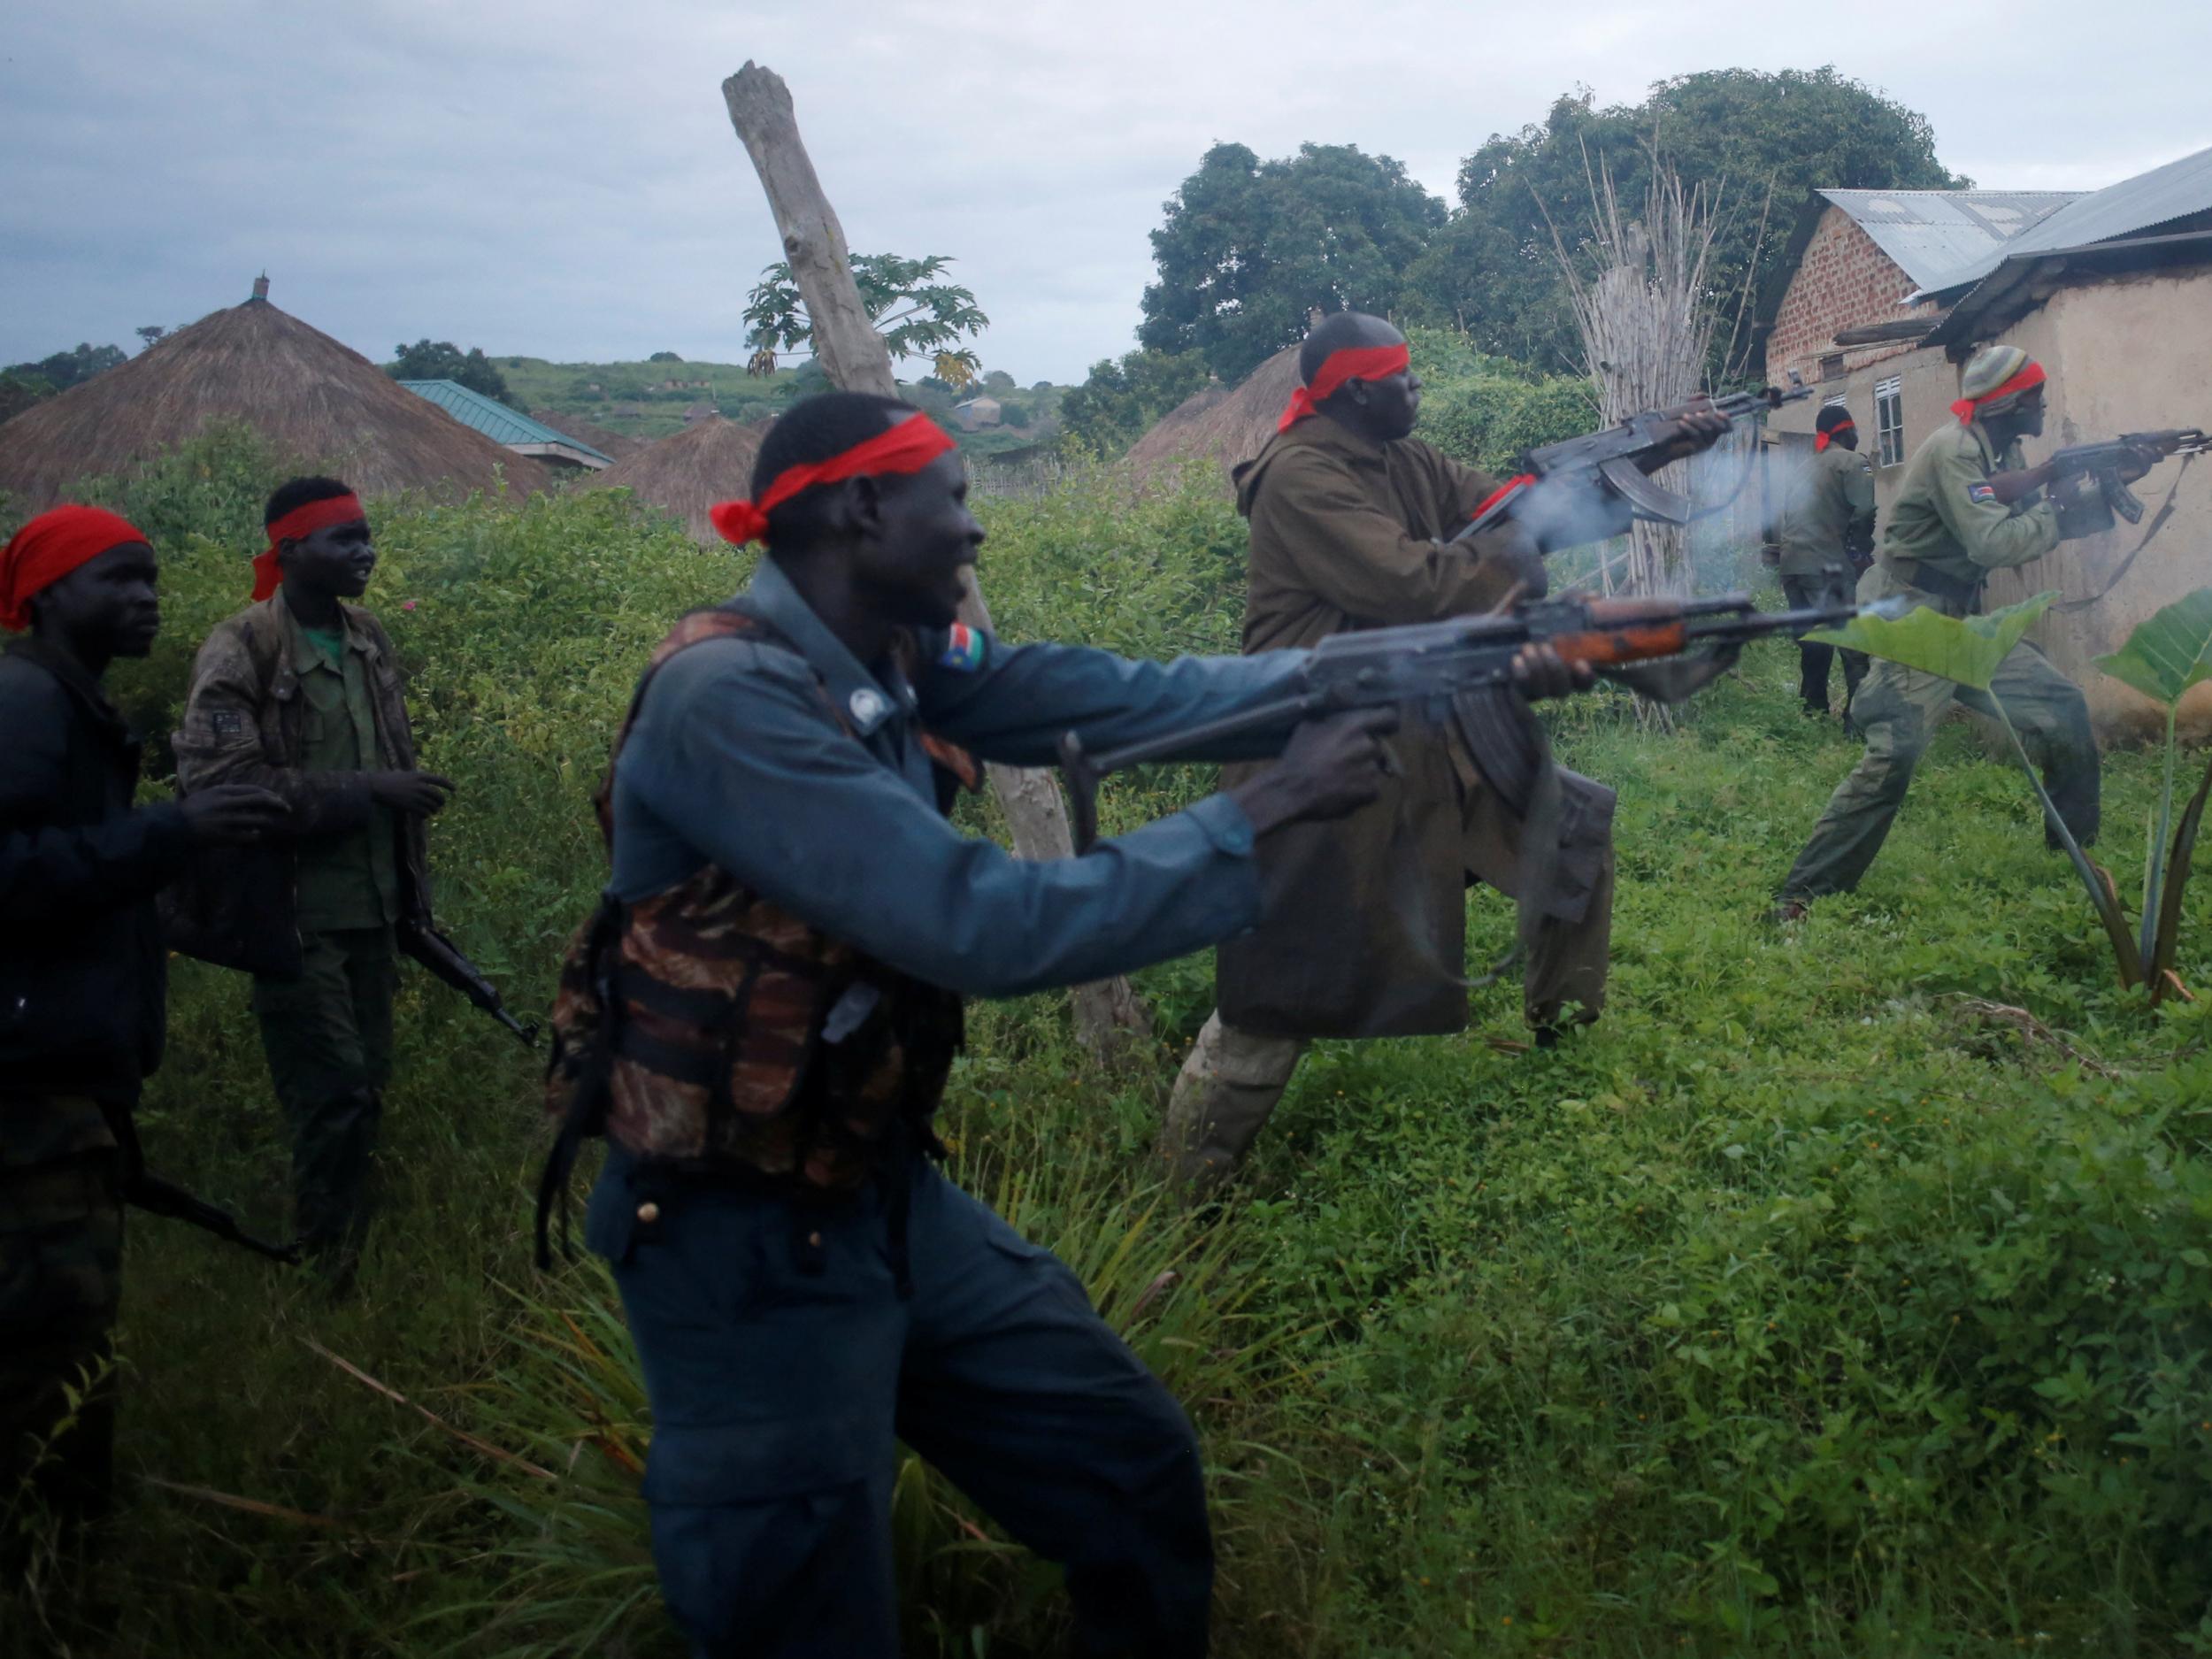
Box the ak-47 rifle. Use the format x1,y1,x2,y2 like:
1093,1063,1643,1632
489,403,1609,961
1985,428,2208,517
127,1171,300,1264
1452,377,1816,550
1056,591,1907,850
399,919,541,1047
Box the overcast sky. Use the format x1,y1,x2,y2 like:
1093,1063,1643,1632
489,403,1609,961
4,0,2207,385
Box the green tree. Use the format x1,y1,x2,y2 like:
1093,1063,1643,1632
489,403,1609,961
1403,68,1967,380
744,253,989,389
1058,347,1213,457
982,369,1016,393
388,340,517,406
648,350,683,362
1001,402,1032,430
1139,142,1448,381
5,342,127,395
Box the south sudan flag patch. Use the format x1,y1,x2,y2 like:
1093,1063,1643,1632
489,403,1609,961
938,623,987,672
1967,481,1997,505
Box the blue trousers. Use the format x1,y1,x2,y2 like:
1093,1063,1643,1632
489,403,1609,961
587,1152,1214,1658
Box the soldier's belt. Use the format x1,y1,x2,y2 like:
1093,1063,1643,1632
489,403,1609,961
1887,558,1985,608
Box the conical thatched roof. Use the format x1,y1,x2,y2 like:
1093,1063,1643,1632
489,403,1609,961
1125,347,1302,482
529,408,644,462
0,298,552,513
584,414,772,544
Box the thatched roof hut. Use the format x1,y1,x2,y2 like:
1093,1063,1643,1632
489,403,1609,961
584,414,772,545
1125,347,1302,482
529,408,644,462
0,296,552,513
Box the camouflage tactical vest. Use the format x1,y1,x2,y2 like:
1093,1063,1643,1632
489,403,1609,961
537,606,978,1257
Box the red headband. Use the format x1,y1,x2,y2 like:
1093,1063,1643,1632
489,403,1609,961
254,493,366,601
1951,361,2046,426
1278,343,1413,432
0,505,149,633
1813,419,1855,454
710,413,957,546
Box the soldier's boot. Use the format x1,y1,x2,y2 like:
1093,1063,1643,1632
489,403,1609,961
1778,659,1942,902
1157,1013,1305,1201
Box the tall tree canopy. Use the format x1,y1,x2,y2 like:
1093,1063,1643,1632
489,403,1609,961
5,342,127,396
1140,142,1447,381
1402,68,1967,380
1058,347,1212,456
388,340,517,406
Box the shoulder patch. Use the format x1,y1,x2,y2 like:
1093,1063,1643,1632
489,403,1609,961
937,623,987,672
210,709,246,740
1966,480,1998,506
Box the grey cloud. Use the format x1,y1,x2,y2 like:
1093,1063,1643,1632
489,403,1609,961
4,0,2208,382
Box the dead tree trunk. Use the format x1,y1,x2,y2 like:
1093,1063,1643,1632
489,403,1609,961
721,63,1148,1056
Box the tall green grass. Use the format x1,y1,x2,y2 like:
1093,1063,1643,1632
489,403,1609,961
4,428,2208,1657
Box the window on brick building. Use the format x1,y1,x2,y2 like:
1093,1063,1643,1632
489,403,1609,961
1820,352,1846,383
1876,377,1905,467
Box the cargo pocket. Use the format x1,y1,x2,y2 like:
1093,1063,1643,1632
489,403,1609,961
641,1428,889,1655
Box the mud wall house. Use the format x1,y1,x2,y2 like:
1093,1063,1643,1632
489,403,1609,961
1759,150,2212,738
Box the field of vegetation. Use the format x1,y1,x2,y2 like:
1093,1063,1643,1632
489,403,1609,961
4,428,2209,1658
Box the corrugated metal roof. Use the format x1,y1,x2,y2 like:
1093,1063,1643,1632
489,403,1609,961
1909,143,2212,296
1817,188,2083,289
397,380,612,463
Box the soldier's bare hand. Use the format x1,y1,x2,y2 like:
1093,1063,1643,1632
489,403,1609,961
1641,403,1732,470
180,785,291,844
1510,643,1595,703
1229,708,1402,836
368,771,456,817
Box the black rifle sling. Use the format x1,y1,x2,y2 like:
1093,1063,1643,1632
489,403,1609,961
2055,453,2197,613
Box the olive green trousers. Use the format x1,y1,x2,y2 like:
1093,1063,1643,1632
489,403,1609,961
1779,639,2100,902
251,927,396,1267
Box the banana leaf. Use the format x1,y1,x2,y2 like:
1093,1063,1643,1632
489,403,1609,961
2150,749,2212,1004
2093,586,2212,706
1807,591,2056,693
2093,587,2212,967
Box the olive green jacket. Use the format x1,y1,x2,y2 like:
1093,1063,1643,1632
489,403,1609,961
1775,442,1876,577
1869,419,2059,617
169,594,429,976
1216,418,1612,1039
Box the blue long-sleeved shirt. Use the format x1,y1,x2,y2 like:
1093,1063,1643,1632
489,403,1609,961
611,560,1310,998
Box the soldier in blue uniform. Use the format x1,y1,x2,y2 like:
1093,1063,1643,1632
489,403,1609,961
548,392,1585,1657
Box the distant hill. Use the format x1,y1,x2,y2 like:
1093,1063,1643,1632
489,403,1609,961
494,356,1065,454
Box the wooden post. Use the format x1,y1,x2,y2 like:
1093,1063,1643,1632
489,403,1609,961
721,63,1148,1056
